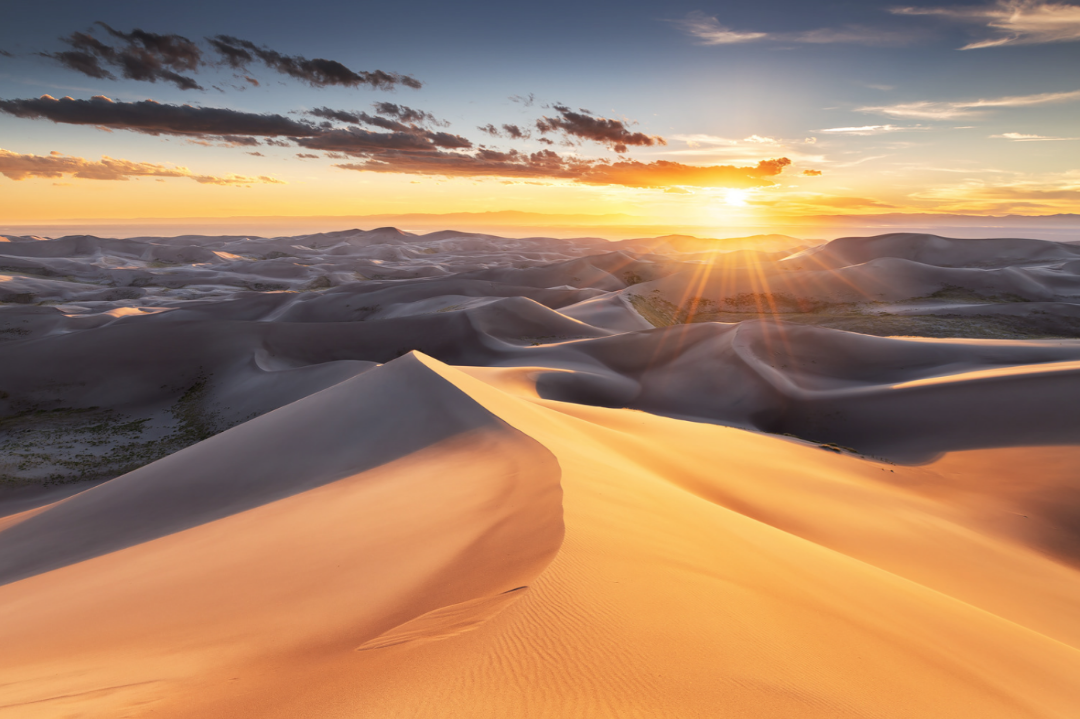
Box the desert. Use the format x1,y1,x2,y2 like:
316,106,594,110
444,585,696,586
1,227,1079,717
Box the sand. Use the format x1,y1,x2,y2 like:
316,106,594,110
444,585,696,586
1,229,1078,717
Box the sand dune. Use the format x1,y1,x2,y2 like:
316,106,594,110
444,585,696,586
1,229,1079,716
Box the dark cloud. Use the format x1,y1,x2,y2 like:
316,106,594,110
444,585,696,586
98,23,201,70
509,93,535,107
246,151,265,157
43,23,204,90
372,102,444,126
477,123,531,139
0,147,283,185
309,107,368,125
536,104,665,153
301,105,467,150
502,123,530,140
208,35,421,90
294,125,472,154
38,24,421,93
307,107,409,132
335,148,790,189
0,95,320,138
217,135,261,147
0,50,12,58
265,138,291,147
296,153,319,159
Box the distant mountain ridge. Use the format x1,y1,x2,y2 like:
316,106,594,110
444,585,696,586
785,213,1080,227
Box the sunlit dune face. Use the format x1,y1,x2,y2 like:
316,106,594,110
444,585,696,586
725,189,750,207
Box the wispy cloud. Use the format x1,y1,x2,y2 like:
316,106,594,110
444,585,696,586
910,172,1080,212
671,11,918,46
819,124,928,134
991,131,1080,140
0,147,284,185
673,134,780,147
670,12,767,45
860,88,1080,118
663,134,824,165
893,1,1080,49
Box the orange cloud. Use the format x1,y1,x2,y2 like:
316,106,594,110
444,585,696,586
336,149,790,190
0,148,284,186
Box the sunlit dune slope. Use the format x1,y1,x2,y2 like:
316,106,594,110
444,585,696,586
2,352,1079,718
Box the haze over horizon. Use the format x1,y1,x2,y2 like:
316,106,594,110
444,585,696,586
2,0,1079,233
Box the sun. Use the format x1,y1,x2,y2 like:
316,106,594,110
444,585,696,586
724,189,750,206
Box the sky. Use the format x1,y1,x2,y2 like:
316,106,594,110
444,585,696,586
1,0,1079,227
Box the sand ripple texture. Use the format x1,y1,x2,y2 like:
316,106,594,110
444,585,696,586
1,228,1080,717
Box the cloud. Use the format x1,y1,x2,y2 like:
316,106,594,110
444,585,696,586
38,23,421,92
582,158,790,187
803,169,824,176
661,134,825,165
42,23,204,90
477,123,531,139
207,35,420,89
1,96,479,156
911,173,1080,211
991,131,1080,140
536,105,664,152
502,124,530,140
295,125,472,154
0,94,320,138
859,88,1080,118
308,103,447,132
0,147,283,185
298,104,472,152
296,153,319,159
892,1,1080,49
670,12,768,44
335,148,791,189
372,102,445,126
819,124,928,134
509,93,535,107
807,196,897,208
670,11,918,46
784,26,922,45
